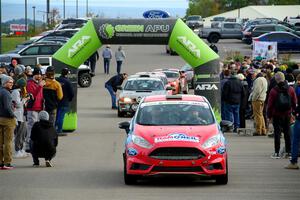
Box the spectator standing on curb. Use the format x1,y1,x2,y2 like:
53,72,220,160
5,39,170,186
26,68,45,152
267,72,297,159
0,75,16,170
55,68,74,136
249,69,268,136
222,70,244,132
6,58,19,77
115,46,126,74
285,74,300,169
11,78,29,158
102,45,113,75
89,51,99,77
30,111,58,167
179,71,188,94
220,69,230,120
43,66,63,124
237,73,249,128
105,73,128,109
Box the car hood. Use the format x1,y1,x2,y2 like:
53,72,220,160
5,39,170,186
120,90,167,99
134,124,219,145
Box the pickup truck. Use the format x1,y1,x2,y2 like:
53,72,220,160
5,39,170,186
198,22,243,43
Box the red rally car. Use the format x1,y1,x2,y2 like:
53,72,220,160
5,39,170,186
119,95,232,185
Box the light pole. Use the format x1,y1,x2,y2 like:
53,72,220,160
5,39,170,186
47,0,50,27
32,6,36,34
86,0,88,17
76,0,78,18
25,0,28,40
63,0,65,19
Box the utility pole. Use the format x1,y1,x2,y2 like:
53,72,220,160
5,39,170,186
32,6,36,34
63,0,65,19
25,0,28,40
0,0,2,54
76,0,78,18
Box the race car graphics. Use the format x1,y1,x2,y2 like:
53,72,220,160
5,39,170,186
154,133,200,143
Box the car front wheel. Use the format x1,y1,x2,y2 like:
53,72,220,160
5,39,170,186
215,158,228,185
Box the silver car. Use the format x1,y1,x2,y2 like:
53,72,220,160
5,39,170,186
117,75,168,117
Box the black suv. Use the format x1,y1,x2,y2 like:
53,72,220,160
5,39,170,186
0,41,92,87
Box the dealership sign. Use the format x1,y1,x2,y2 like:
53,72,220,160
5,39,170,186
143,10,170,18
10,24,28,32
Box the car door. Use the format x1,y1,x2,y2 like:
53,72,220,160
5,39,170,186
253,26,275,37
222,23,235,38
18,46,40,67
233,23,243,39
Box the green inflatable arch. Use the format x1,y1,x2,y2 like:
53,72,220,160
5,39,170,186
52,18,220,131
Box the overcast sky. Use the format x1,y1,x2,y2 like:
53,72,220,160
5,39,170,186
3,0,189,8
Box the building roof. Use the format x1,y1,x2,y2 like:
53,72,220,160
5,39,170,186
203,5,300,26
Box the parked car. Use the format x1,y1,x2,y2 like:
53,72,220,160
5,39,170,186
253,31,300,52
119,94,231,185
284,16,300,27
186,15,204,29
242,24,300,44
243,18,279,31
180,64,194,89
117,74,170,117
54,18,88,30
199,22,243,43
0,41,92,87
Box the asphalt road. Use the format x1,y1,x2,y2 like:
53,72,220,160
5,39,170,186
1,41,300,200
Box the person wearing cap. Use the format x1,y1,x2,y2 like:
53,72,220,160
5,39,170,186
11,78,29,158
237,73,249,129
0,75,16,170
43,66,63,124
249,69,268,136
30,111,58,167
55,68,74,135
267,72,297,159
102,45,113,74
24,66,33,80
26,67,45,152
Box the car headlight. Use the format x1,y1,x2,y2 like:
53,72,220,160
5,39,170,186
132,135,152,149
202,134,223,149
120,97,132,103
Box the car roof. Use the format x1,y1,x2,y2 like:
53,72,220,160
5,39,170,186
258,31,300,38
127,75,162,81
143,95,207,103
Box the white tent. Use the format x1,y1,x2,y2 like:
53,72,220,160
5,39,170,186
203,5,300,26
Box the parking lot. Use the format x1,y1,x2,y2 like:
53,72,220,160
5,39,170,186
1,42,300,200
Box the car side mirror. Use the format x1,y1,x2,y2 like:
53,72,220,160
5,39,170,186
220,120,233,132
118,121,130,134
117,86,123,90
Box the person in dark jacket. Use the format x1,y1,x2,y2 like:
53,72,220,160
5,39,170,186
105,73,128,109
267,72,297,159
222,71,244,132
89,51,99,77
55,68,74,135
0,75,16,170
285,74,300,169
30,111,58,167
237,73,249,128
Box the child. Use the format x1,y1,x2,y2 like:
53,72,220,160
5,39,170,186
30,111,58,167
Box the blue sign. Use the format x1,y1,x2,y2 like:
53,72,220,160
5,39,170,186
143,10,170,19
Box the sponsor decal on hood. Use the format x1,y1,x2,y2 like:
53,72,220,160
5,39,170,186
154,133,199,143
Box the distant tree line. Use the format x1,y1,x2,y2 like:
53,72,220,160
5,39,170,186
186,0,300,17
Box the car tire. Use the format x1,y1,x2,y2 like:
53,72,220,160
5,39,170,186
208,33,220,43
78,72,92,88
215,158,228,185
124,156,138,185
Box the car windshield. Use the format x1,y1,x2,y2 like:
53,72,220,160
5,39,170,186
187,16,201,21
163,71,179,78
124,79,164,91
136,101,215,126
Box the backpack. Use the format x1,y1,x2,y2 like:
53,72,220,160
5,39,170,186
275,88,292,112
